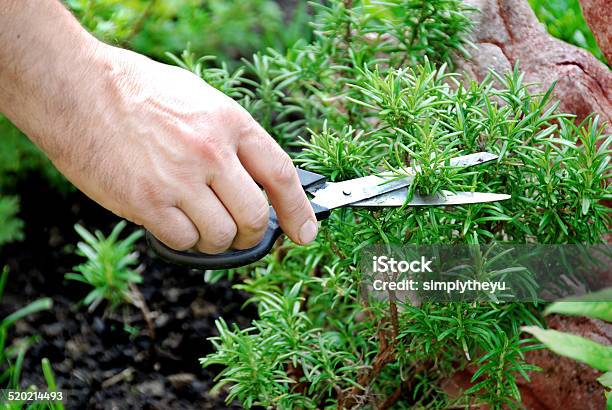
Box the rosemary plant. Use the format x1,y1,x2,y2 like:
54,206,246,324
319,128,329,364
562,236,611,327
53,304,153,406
66,221,144,312
174,0,612,408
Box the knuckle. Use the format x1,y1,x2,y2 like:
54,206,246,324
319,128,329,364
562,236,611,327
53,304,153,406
283,193,310,220
198,221,237,253
212,99,249,131
131,177,165,208
240,205,270,235
192,138,226,167
224,103,248,124
235,113,259,138
274,154,297,186
170,231,199,251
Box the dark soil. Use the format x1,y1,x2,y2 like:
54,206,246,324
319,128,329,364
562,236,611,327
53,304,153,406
0,174,256,409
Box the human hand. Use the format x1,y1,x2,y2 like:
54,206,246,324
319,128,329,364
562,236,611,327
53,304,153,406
0,32,317,252
69,45,319,252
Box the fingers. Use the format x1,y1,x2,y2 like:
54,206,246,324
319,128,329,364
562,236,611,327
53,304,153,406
237,120,318,245
209,158,270,250
144,206,199,251
179,186,238,254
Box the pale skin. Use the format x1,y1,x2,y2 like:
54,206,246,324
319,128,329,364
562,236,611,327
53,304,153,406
0,1,318,253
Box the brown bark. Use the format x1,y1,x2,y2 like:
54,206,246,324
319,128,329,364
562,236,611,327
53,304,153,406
456,0,612,133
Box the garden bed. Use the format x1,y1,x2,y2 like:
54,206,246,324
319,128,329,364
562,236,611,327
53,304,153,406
0,0,610,408
0,174,254,409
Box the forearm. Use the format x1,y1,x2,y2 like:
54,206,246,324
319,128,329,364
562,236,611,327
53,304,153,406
0,0,105,160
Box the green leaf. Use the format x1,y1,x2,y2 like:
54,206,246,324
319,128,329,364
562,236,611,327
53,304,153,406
2,298,52,329
0,266,9,302
598,371,612,388
522,326,612,372
545,288,612,322
545,301,612,322
42,358,65,410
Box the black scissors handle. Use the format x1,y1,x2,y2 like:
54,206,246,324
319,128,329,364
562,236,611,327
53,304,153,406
146,169,329,270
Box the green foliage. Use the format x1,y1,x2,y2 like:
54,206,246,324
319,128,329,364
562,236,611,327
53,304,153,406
65,221,143,311
0,197,23,249
65,0,311,62
297,121,383,181
64,0,143,42
522,326,611,372
544,287,612,322
466,333,540,408
362,0,476,66
398,302,541,408
203,281,366,409
0,267,58,410
528,0,608,65
186,0,611,408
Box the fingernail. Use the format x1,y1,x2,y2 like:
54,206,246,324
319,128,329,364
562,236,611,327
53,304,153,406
299,219,318,244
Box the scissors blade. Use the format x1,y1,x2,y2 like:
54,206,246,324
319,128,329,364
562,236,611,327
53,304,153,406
310,174,414,210
307,152,500,210
380,152,499,176
352,189,511,207
446,152,498,168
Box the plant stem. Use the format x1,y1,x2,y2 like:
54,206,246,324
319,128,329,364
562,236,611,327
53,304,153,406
129,283,156,340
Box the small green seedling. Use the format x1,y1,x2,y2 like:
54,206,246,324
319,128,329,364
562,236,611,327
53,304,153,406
66,221,144,312
0,266,60,410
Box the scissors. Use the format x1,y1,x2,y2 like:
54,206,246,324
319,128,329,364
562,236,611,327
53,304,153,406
146,152,510,269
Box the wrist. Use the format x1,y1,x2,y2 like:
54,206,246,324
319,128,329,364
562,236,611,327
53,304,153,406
88,44,145,106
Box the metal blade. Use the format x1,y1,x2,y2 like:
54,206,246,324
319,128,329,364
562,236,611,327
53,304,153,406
448,152,499,168
307,152,501,210
352,189,511,207
310,174,415,210
385,152,499,176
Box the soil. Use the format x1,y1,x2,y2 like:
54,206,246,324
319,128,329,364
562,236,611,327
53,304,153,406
0,174,256,410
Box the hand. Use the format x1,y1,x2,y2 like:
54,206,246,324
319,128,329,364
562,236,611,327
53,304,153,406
0,16,318,253
65,45,319,252
0,2,318,253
